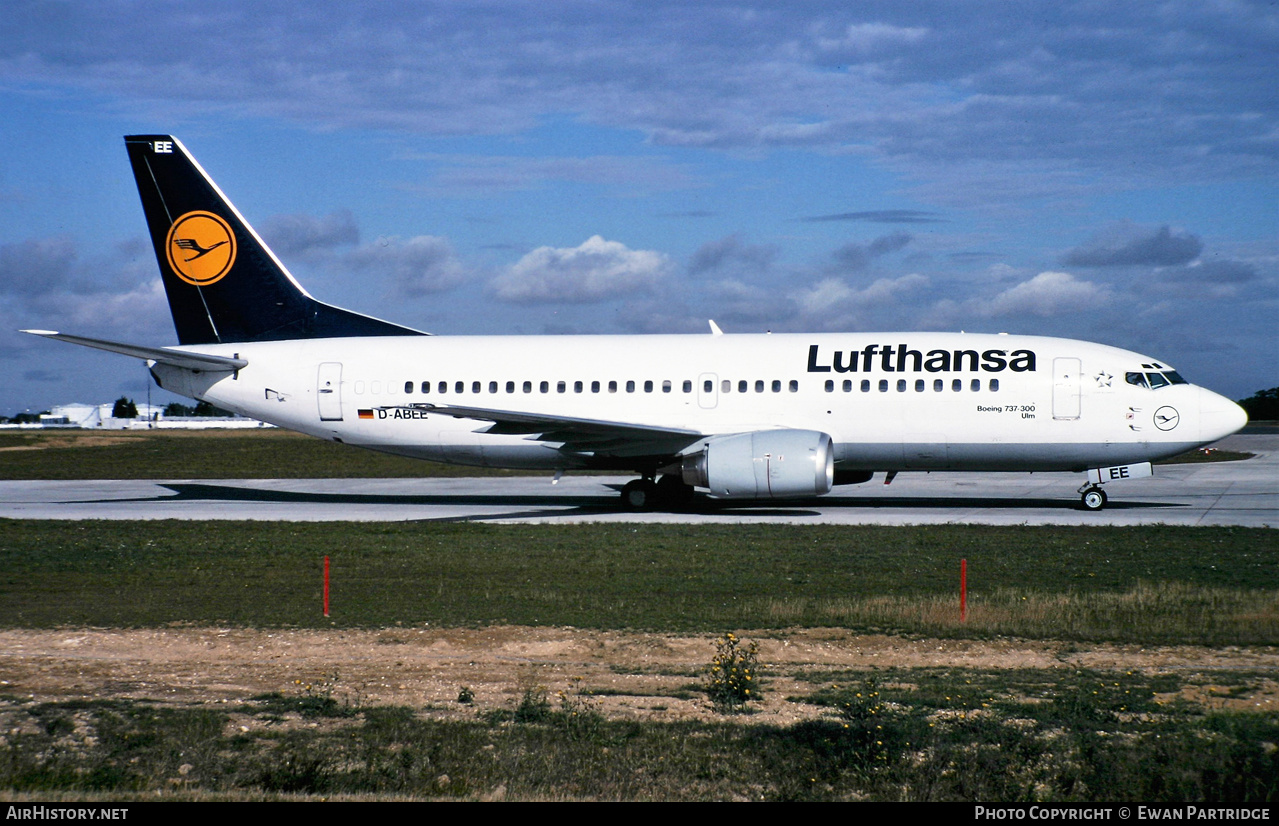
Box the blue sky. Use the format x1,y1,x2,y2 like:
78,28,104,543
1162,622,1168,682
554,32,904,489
1,0,1275,414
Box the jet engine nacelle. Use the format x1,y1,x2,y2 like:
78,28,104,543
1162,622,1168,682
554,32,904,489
681,429,834,499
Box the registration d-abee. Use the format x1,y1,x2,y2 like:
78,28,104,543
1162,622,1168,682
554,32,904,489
25,136,1248,511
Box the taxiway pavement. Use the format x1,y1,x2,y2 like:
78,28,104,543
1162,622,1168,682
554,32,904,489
2,434,1274,527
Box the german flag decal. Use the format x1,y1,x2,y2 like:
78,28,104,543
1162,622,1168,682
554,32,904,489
358,409,374,419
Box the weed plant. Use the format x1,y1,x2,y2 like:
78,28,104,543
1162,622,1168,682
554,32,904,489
704,633,761,712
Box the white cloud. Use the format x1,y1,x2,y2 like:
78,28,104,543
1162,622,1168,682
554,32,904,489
817,22,929,54
985,271,1109,317
5,2,1272,201
346,236,465,297
260,211,360,257
794,273,928,317
400,153,700,196
491,236,669,303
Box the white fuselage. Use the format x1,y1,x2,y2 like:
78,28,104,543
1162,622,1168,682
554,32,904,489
151,331,1246,477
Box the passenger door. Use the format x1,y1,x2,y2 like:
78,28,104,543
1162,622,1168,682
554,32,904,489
317,362,344,421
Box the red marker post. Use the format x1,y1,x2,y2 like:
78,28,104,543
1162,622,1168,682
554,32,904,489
324,555,331,618
960,558,967,623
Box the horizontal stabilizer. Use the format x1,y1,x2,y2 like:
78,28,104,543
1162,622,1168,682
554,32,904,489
20,330,247,371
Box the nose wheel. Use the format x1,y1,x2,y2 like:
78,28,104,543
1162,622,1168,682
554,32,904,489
1078,484,1108,512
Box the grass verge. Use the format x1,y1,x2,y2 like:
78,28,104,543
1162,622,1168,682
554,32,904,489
1,521,1276,644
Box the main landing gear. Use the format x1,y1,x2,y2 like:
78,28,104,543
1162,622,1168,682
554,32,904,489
621,474,697,511
1077,483,1109,512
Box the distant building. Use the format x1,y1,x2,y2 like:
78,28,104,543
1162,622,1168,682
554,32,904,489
18,402,273,430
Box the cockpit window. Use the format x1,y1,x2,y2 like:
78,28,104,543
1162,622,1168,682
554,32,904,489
1128,370,1188,389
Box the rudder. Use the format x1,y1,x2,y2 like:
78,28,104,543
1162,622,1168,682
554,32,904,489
125,135,423,345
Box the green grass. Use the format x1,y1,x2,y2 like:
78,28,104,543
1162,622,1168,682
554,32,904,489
3,666,1275,801
0,429,540,479
1,521,1275,644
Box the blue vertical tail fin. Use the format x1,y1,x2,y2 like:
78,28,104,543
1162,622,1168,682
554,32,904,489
124,135,424,345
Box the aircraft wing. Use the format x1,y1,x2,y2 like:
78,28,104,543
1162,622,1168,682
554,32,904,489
392,402,704,456
20,330,248,372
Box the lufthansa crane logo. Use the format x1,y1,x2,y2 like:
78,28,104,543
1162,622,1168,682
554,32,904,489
166,211,236,286
1154,406,1180,431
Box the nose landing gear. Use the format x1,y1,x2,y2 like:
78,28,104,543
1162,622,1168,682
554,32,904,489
1078,483,1108,511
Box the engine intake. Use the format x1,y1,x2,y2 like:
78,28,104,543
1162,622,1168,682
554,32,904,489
681,430,834,499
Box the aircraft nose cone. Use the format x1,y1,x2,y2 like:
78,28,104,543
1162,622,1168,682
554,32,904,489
1199,387,1248,443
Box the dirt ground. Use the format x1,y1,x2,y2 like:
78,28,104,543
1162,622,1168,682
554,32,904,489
2,627,1276,722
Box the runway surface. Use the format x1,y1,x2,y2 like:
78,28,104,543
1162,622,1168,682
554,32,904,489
3,434,1275,527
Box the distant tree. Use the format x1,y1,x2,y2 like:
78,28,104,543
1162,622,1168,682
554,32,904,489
10,411,44,424
193,400,232,417
112,396,138,419
163,402,195,417
1237,387,1278,422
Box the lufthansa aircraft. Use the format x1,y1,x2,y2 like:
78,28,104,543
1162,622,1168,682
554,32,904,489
25,136,1248,511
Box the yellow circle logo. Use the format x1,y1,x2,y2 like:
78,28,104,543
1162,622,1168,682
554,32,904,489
166,211,236,286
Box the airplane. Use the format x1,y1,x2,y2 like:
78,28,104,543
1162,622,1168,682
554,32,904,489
24,135,1248,512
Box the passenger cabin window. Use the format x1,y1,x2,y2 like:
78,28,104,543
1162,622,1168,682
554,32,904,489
592,381,601,393
703,379,713,393
575,381,584,393
626,380,635,393
662,380,672,393
878,380,888,392
523,381,532,393
404,381,414,394
557,381,566,393
540,381,549,393
683,380,692,393
990,379,999,391
421,381,430,394
825,379,834,392
472,381,481,393
506,381,516,393
489,381,498,393
609,381,618,393
437,381,446,394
